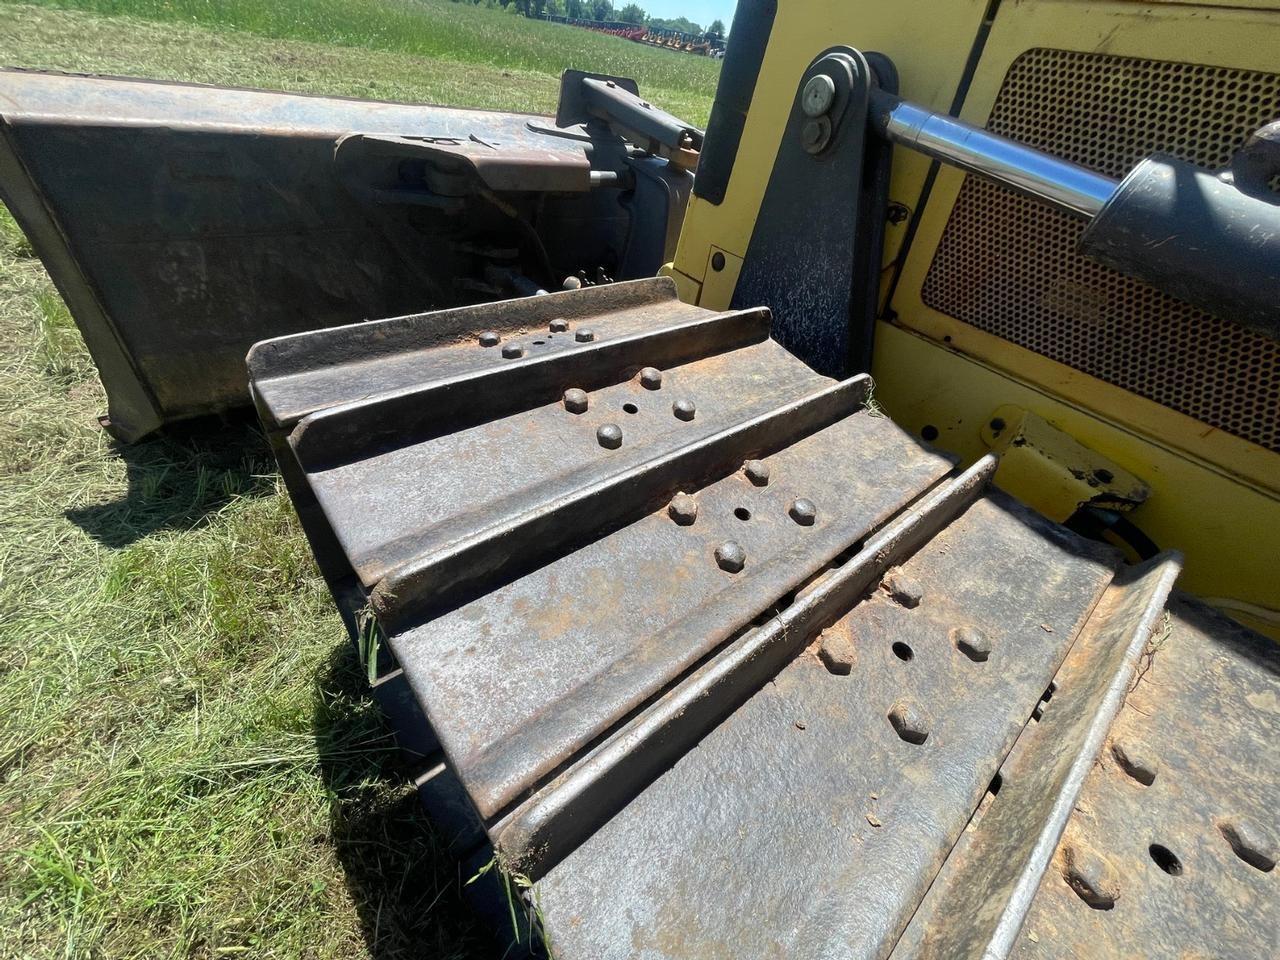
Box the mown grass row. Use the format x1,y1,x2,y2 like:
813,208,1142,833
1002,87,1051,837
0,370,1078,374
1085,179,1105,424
2,0,722,122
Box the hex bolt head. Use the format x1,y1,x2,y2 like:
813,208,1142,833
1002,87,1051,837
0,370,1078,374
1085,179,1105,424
672,399,696,421
818,629,857,675
1218,817,1278,872
668,493,698,526
563,388,589,415
715,540,746,573
575,328,596,343
744,459,770,486
478,330,501,347
882,568,924,608
549,318,569,332
952,625,991,662
639,367,663,390
596,423,623,449
802,73,836,117
887,700,930,745
1062,842,1120,909
501,341,525,359
801,116,831,153
1110,737,1158,786
788,497,817,526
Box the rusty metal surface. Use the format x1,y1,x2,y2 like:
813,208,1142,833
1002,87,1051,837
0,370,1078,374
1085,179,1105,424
400,390,953,822
0,70,681,440
495,456,1002,878
249,277,699,429
890,553,1183,960
251,280,1277,959
529,488,1120,960
1004,594,1280,959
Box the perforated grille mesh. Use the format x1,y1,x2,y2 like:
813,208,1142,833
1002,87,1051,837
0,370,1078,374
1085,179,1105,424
921,49,1280,453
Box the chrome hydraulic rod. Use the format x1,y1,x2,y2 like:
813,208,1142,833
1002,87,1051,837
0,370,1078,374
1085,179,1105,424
869,91,1118,218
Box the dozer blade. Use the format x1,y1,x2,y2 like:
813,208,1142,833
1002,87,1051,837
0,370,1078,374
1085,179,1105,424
1,70,687,440
249,278,1279,958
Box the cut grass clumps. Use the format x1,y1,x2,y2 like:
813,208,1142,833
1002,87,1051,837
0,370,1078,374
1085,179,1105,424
0,198,490,954
33,290,82,382
0,3,718,955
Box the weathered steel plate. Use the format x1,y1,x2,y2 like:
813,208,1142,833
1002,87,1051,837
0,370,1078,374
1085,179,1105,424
528,490,1120,960
1005,595,1280,959
397,394,953,821
249,280,1277,960
889,554,1184,960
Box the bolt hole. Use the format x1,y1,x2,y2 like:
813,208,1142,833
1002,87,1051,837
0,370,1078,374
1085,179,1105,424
1094,468,1115,484
533,340,546,345
892,641,913,662
734,507,751,521
989,417,1006,433
921,424,939,442
1149,844,1183,876
622,402,639,414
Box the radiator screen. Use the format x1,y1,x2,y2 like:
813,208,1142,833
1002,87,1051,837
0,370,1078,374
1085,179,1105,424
921,48,1280,453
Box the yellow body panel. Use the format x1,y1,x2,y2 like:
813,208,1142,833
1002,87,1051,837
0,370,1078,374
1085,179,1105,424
677,0,1280,635
672,0,992,291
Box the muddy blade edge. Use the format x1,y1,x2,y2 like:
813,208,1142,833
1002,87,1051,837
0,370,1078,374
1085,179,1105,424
248,279,1280,959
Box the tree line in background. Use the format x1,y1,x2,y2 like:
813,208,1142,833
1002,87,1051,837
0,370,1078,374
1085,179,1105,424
453,0,726,37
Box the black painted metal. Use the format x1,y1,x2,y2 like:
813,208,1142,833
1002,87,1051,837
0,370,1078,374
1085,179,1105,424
556,70,703,158
693,0,778,206
1079,152,1280,342
730,48,892,378
250,280,1279,959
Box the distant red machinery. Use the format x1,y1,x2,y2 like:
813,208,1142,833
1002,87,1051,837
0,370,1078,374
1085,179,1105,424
543,15,725,55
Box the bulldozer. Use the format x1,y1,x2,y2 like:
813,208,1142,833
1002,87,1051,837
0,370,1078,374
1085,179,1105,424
3,0,1278,956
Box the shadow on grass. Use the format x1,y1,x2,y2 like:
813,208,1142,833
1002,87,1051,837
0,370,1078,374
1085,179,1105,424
312,640,494,960
66,413,277,547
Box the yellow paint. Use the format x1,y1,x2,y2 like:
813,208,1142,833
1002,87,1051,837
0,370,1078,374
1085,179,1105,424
873,323,1280,638
658,261,701,304
678,0,993,304
889,0,1280,492
699,247,743,311
674,0,1280,634
980,405,1150,524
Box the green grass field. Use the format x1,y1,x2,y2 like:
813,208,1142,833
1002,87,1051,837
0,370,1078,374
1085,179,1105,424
0,3,719,957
